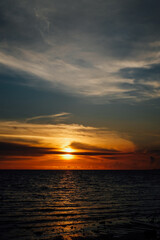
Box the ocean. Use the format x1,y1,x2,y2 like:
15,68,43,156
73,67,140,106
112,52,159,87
0,170,160,240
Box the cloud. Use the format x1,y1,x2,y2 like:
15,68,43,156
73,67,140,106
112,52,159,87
0,141,52,158
1,140,120,159
117,63,160,100
25,112,71,123
0,140,126,165
0,0,160,102
0,140,112,161
0,48,138,100
0,139,129,161
0,120,136,152
0,140,122,160
0,120,160,169
69,141,120,153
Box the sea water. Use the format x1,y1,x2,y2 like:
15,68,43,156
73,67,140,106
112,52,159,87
0,170,160,239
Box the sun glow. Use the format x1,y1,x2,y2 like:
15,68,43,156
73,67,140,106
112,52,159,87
62,147,74,160
64,147,73,153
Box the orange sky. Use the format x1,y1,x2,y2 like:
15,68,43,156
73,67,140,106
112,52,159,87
0,120,159,170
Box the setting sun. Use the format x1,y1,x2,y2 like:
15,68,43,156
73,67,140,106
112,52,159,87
62,147,74,160
64,147,73,153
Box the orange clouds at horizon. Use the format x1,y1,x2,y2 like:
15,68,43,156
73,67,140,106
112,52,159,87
0,119,159,170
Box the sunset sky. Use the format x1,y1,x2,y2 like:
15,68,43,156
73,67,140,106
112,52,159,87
0,0,160,169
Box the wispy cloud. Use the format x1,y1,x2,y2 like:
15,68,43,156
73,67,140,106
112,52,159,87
25,112,71,123
0,48,140,99
0,0,160,102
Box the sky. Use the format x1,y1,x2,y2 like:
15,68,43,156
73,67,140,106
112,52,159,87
0,0,160,169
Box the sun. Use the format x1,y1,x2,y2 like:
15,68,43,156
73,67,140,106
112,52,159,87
64,147,73,153
62,147,74,160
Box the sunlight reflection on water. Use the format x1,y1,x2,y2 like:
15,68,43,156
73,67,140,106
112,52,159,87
0,170,160,239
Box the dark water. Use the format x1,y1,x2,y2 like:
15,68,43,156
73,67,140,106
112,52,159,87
0,170,160,240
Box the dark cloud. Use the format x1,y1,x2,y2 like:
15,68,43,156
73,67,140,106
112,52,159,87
0,1,42,46
71,152,121,156
0,141,80,160
0,141,123,161
0,141,53,157
70,141,120,153
0,0,160,54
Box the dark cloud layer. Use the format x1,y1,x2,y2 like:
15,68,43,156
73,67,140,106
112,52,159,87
0,142,52,157
0,141,123,160
70,141,120,153
1,0,160,46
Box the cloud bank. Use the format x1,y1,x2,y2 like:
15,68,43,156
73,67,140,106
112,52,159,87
0,118,135,152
